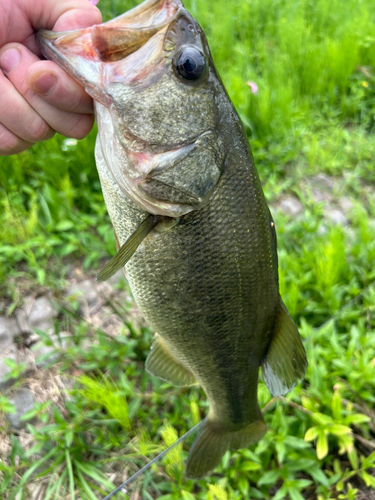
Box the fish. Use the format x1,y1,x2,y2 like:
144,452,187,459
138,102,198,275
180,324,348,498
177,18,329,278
37,0,308,478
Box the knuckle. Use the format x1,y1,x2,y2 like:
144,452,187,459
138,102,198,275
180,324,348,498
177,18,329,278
0,73,53,143
67,114,94,140
65,87,87,113
28,116,53,142
0,129,22,154
43,128,56,141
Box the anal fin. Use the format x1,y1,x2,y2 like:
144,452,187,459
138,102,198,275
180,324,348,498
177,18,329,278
146,335,197,387
261,299,308,397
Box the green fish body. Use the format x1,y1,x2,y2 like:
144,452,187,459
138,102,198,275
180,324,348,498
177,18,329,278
38,0,307,477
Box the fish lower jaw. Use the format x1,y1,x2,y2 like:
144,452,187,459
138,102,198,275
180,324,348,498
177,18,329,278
119,177,196,217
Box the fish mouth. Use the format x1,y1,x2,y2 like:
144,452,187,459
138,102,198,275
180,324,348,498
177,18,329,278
37,0,184,104
38,0,182,60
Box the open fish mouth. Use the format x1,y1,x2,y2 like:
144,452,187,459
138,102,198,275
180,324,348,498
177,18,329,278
37,0,183,103
37,0,224,217
37,0,182,59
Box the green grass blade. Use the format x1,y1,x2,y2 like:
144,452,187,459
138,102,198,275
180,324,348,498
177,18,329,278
75,461,116,490
53,470,68,500
8,448,56,500
76,469,100,500
44,472,61,500
65,448,76,500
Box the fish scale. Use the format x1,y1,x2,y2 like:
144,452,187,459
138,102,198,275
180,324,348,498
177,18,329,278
37,0,307,478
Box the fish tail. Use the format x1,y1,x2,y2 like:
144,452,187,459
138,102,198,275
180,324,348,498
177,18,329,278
186,416,266,478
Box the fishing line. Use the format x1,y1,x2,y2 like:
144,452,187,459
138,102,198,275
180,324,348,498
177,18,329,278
102,394,283,500
101,421,203,500
20,186,375,497
99,282,375,499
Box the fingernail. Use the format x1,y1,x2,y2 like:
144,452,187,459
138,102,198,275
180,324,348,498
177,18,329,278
0,48,21,73
31,73,57,96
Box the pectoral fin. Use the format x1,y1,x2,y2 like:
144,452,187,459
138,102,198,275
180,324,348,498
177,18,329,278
146,335,197,387
261,299,307,397
97,214,161,282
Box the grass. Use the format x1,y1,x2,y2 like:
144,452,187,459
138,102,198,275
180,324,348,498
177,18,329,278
1,0,375,498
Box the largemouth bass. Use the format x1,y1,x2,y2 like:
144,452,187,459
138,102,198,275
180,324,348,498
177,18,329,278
37,0,307,478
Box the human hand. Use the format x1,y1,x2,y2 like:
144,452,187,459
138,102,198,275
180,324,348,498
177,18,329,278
0,0,102,155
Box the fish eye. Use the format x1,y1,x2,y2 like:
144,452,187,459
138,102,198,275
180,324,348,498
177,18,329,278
174,47,207,81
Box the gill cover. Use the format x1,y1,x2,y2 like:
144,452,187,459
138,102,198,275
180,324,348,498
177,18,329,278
37,0,224,217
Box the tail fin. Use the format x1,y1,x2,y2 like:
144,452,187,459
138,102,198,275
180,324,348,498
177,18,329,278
186,417,266,478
